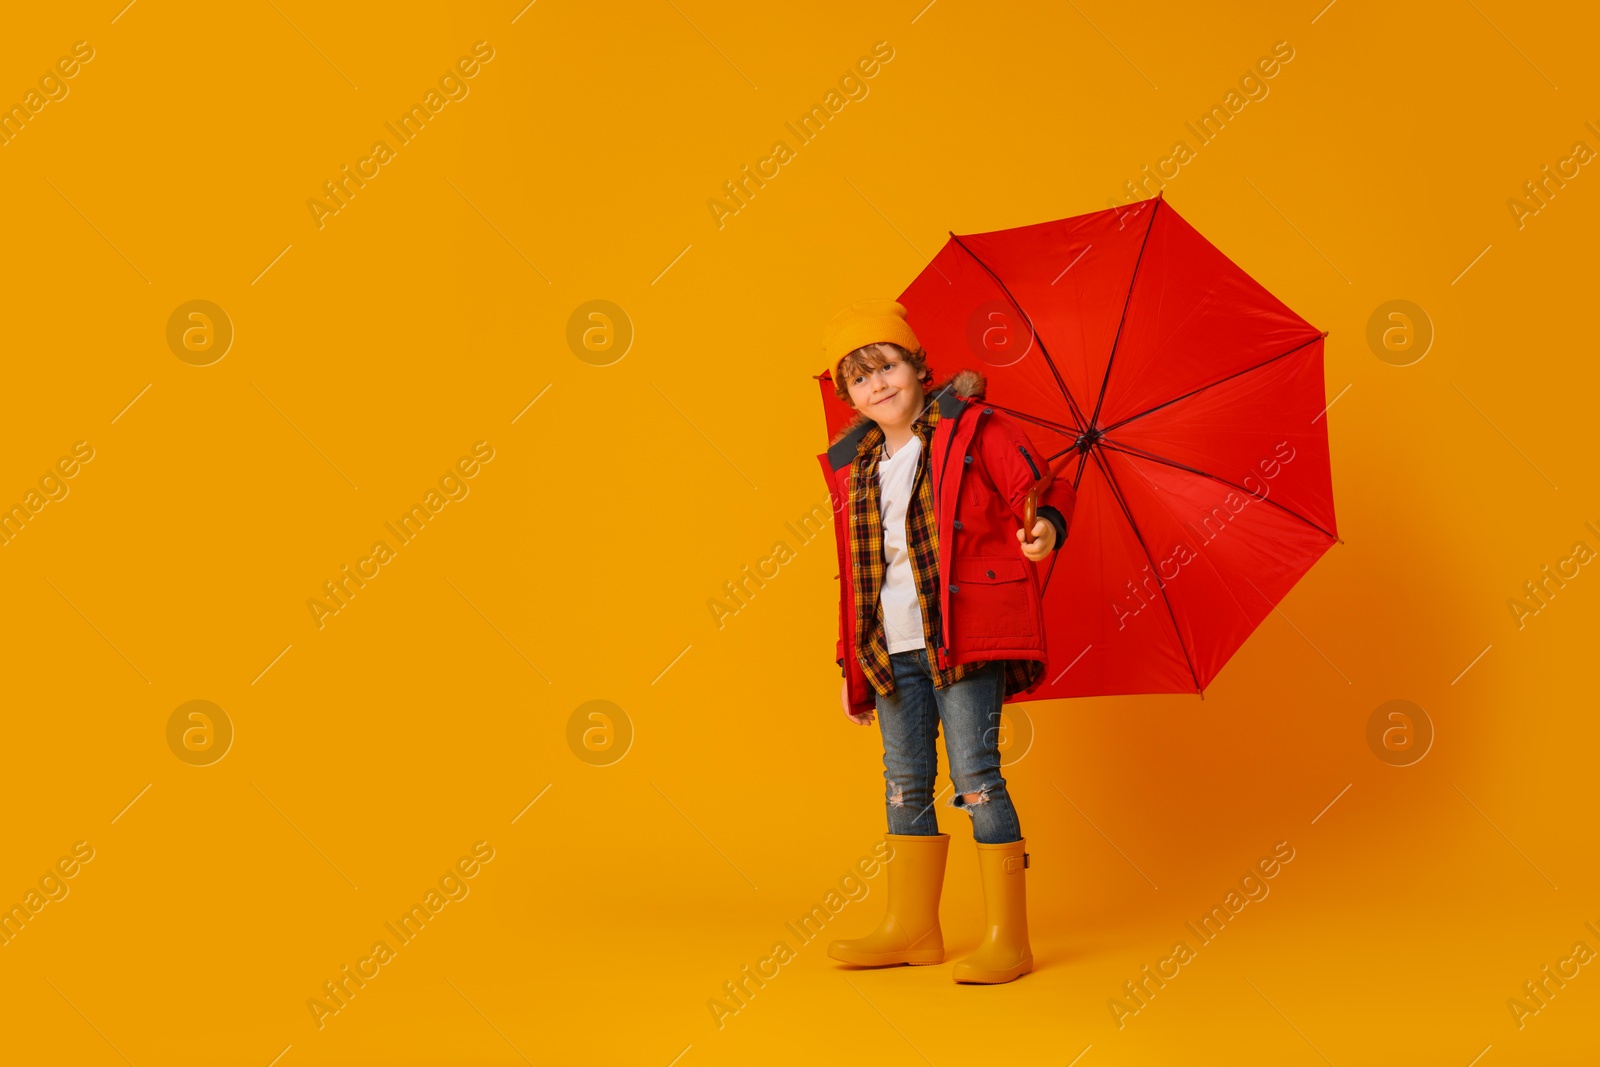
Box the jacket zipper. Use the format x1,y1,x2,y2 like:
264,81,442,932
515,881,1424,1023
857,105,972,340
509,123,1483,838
1017,444,1042,481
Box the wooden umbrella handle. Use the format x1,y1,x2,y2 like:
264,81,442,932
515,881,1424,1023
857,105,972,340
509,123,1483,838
1022,455,1061,546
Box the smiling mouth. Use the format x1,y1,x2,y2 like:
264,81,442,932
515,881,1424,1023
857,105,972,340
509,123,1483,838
873,392,897,406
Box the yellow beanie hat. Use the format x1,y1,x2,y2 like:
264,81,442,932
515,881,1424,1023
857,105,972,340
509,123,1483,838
822,299,921,373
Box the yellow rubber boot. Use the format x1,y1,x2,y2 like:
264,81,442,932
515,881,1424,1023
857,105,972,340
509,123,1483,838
951,838,1033,984
827,833,949,966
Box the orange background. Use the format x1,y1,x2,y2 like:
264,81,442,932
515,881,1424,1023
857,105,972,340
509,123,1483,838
0,1,1595,1064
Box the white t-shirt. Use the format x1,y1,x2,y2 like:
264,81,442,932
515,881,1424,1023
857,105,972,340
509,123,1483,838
877,434,926,653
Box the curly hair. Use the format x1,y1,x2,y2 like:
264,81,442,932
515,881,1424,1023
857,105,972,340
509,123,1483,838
831,342,933,407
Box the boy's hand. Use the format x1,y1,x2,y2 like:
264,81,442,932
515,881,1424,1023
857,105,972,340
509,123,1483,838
841,679,875,725
1017,517,1056,562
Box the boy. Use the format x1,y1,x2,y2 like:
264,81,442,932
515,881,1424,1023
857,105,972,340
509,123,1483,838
815,299,1074,984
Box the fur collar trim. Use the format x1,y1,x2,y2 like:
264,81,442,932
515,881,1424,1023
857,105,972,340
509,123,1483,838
825,367,987,450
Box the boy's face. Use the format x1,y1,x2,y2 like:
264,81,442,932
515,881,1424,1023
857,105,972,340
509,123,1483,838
843,348,925,429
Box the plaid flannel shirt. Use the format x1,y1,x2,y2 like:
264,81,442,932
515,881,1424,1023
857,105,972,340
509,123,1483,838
849,405,1045,701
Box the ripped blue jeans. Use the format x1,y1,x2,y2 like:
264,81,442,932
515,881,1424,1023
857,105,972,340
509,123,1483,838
875,647,1022,845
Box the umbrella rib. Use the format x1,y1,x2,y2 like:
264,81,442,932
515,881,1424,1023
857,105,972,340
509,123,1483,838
947,232,1089,430
1072,448,1092,492
1038,445,1096,491
1100,331,1327,435
1099,438,1339,543
1099,439,1278,653
1044,444,1096,493
980,401,1082,439
1087,196,1162,432
1088,443,1203,694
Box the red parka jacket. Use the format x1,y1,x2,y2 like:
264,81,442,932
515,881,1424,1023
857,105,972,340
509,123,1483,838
818,368,1077,715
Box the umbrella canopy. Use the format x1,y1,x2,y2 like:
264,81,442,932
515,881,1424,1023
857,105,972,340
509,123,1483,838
819,193,1338,699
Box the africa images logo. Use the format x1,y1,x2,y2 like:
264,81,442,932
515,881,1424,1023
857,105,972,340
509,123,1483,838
306,841,495,1030
307,442,495,629
306,42,496,230
706,40,896,230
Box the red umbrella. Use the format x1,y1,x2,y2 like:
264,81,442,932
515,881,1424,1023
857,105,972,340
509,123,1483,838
817,193,1339,699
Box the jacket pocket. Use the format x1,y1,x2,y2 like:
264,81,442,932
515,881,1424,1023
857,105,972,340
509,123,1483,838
950,557,1036,639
